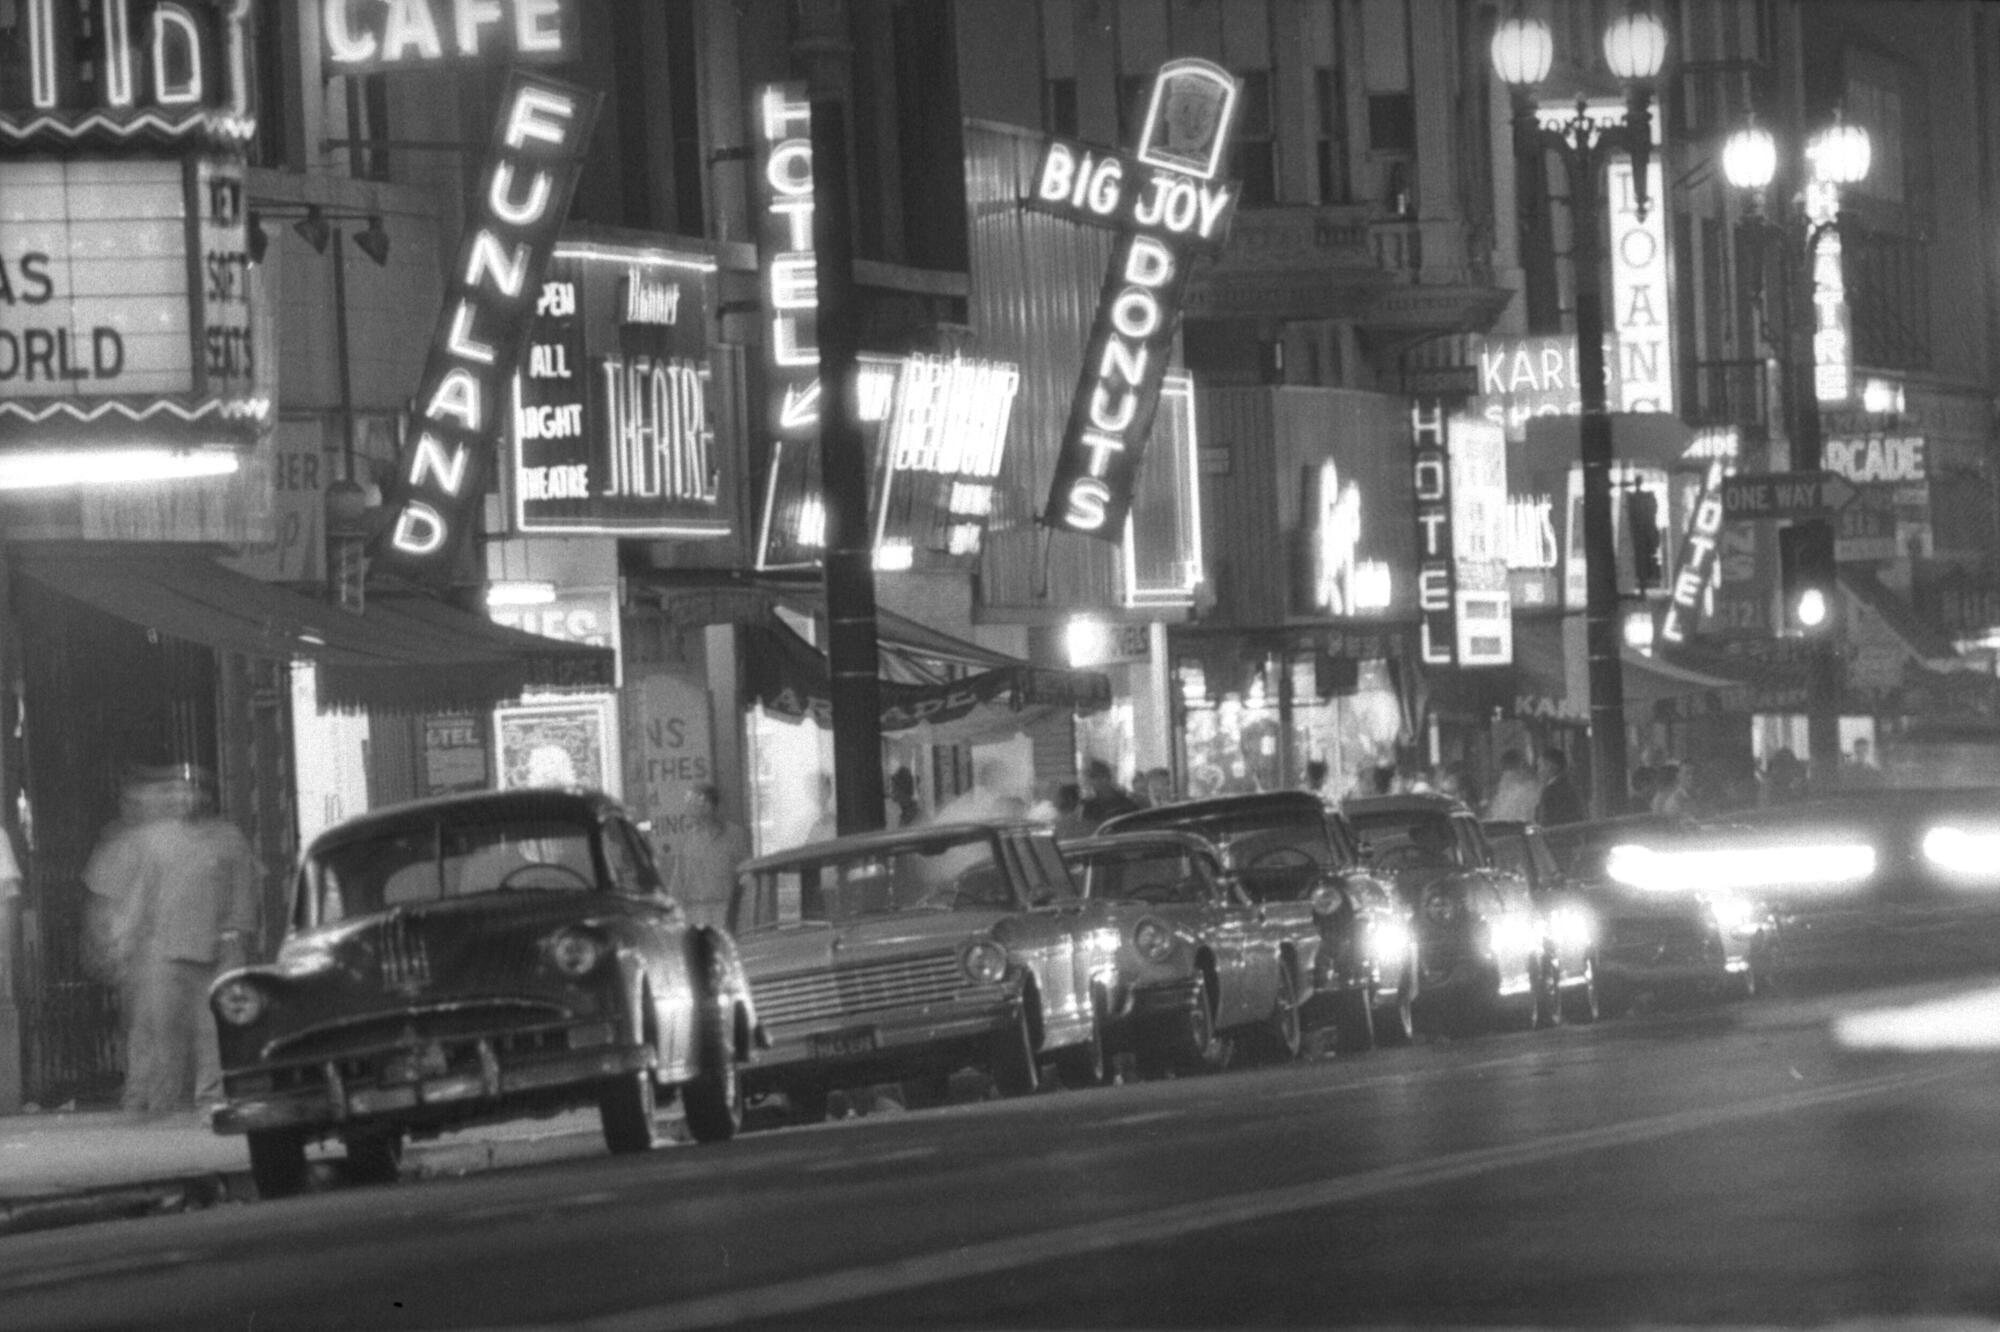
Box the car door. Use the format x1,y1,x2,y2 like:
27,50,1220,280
1205,847,1274,1027
1006,830,1093,1047
604,815,691,1073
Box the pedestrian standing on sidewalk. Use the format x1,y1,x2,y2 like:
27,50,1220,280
1485,749,1542,822
91,767,260,1118
668,783,750,932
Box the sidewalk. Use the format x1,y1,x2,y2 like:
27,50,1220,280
0,1105,614,1237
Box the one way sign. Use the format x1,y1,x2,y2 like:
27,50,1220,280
1718,470,1859,521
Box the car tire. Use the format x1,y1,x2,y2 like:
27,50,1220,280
682,1007,743,1145
989,1007,1040,1097
1251,961,1304,1064
598,1068,659,1155
1053,986,1111,1089
1169,979,1231,1076
339,1127,403,1186
1333,984,1376,1054
1563,954,1602,1024
900,1070,953,1110
1534,959,1564,1030
786,1082,831,1125
247,1127,310,1200
1376,976,1417,1045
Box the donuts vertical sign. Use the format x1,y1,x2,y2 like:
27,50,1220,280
1029,59,1241,540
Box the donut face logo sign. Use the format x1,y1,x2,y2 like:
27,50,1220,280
1031,58,1241,542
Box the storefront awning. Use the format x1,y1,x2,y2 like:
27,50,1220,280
742,617,1107,744
630,569,1098,686
11,543,615,713
1510,616,1750,723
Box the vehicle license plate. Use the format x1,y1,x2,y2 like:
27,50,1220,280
808,1027,880,1059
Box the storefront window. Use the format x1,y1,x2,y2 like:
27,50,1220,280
1176,649,1402,803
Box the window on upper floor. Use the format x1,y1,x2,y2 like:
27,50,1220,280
1314,66,1352,205
1232,68,1275,206
1046,77,1078,137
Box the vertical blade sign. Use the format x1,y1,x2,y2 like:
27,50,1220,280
373,71,601,587
1031,59,1242,541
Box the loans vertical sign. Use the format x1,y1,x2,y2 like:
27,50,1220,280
374,72,600,586
1609,157,1674,414
1030,59,1242,539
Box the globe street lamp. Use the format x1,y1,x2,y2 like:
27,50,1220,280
1493,5,1668,819
1722,115,1871,787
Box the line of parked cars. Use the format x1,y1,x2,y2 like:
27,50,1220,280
206,776,2000,1198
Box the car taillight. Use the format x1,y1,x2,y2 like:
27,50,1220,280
547,928,607,977
212,977,268,1027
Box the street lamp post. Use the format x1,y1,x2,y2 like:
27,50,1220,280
1492,7,1669,819
1723,118,1872,787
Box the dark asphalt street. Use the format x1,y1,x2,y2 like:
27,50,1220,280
2,984,1996,1330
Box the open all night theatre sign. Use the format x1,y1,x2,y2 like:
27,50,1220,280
1031,59,1241,539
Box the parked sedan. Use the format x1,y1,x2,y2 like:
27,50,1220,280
730,820,1145,1119
1482,819,1605,1022
1344,793,1552,1035
1099,792,1415,1053
1061,829,1359,1073
208,788,756,1199
1536,812,1776,1008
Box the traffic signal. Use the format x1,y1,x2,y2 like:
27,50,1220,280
1778,521,1837,634
1626,488,1663,589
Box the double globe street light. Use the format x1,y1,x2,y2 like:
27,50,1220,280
1722,115,1872,784
1492,5,1669,819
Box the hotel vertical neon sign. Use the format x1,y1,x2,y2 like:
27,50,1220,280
373,72,600,586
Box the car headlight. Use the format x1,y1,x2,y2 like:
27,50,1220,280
1707,893,1757,935
962,939,1008,984
1133,917,1175,962
1368,916,1411,964
1547,905,1596,951
547,927,608,977
1608,840,1875,894
1922,825,2000,882
1485,910,1539,958
212,977,268,1027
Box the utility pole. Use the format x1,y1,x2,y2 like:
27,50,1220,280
810,97,885,834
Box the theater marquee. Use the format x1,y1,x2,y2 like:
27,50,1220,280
512,243,727,537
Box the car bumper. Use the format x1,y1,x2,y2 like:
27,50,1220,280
750,985,1021,1082
211,1026,649,1136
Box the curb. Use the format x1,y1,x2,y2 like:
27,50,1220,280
0,1169,257,1237
0,1117,623,1238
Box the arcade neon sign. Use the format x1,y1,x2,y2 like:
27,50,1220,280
1032,58,1241,539
373,72,599,585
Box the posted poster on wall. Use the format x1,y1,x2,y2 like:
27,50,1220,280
494,695,619,795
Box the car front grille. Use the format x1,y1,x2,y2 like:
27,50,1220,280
376,913,432,991
753,950,969,1028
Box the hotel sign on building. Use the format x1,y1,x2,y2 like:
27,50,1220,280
511,242,729,537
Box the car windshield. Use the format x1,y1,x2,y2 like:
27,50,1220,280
1065,843,1211,904
1132,815,1332,903
1349,812,1465,872
733,829,1039,932
304,816,601,924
